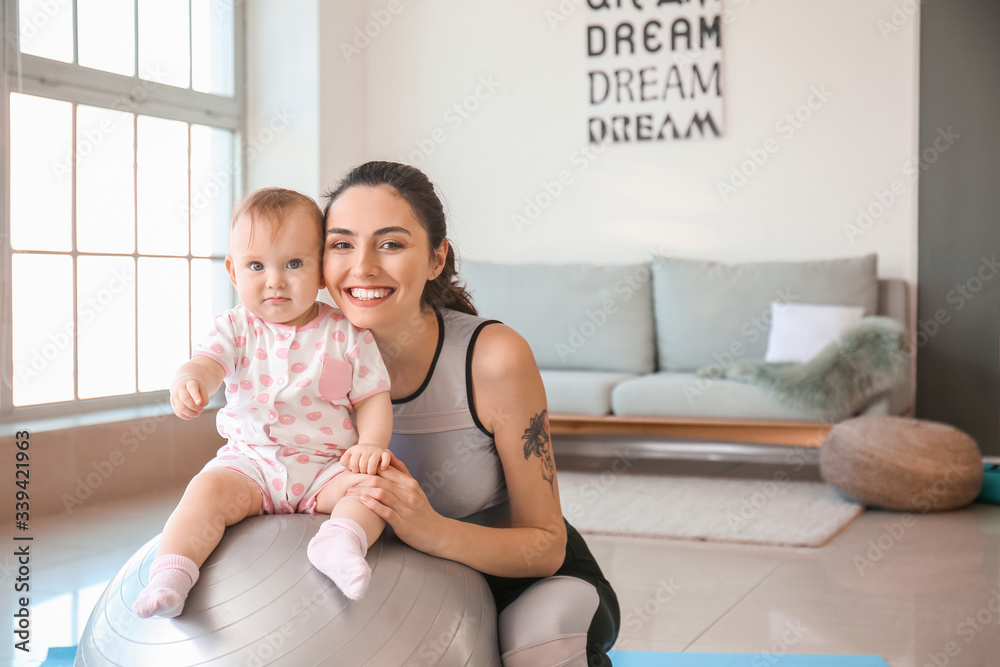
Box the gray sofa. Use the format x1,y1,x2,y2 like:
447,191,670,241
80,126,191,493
461,255,912,425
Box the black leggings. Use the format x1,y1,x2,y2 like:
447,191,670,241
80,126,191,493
484,520,620,666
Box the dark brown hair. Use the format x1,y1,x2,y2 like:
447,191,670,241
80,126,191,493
323,161,477,316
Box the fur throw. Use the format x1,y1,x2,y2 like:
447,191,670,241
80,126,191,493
696,317,909,420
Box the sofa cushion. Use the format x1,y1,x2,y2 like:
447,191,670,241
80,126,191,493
651,255,879,372
462,261,656,374
540,370,640,416
611,372,826,420
764,302,866,363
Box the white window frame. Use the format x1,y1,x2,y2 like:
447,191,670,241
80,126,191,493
1,0,246,428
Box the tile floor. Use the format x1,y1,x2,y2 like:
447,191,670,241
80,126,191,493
6,452,1000,667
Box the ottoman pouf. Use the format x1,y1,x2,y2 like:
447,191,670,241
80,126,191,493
820,416,983,512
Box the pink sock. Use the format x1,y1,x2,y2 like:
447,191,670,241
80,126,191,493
307,518,371,600
133,554,200,619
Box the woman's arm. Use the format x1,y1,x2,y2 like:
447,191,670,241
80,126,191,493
462,323,568,574
350,324,567,577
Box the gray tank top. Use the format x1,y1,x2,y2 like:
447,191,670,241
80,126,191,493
390,309,511,526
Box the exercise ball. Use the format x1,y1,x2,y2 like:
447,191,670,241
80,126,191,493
76,514,500,666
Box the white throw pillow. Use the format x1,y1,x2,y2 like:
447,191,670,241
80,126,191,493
764,302,866,363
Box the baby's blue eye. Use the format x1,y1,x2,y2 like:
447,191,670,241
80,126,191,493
288,259,303,269
249,262,264,271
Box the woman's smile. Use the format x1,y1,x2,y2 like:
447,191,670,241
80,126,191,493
343,286,397,307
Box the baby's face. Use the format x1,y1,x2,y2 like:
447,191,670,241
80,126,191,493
226,207,324,326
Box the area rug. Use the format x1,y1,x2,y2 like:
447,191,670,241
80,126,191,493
558,471,864,548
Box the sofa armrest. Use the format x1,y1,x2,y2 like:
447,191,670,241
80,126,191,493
877,278,914,416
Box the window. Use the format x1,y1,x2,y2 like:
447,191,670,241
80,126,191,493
2,0,245,422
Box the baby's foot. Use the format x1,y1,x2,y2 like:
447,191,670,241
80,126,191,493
133,555,200,618
307,519,371,600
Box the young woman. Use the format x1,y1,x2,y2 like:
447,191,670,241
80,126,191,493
322,161,619,666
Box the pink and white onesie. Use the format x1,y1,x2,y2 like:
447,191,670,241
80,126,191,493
193,302,390,514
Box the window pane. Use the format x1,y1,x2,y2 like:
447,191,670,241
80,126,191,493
138,0,191,89
10,94,72,251
18,0,74,63
77,256,136,399
34,594,74,649
78,0,135,76
191,259,233,350
192,0,235,96
12,254,75,406
138,258,190,392
138,116,189,256
77,105,136,254
191,125,233,257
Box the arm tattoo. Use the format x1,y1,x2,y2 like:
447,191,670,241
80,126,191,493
522,410,555,495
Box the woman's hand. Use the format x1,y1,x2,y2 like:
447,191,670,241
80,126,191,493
345,457,448,555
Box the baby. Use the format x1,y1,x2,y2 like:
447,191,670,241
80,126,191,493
133,187,393,618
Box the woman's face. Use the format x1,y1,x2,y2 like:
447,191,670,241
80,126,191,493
323,185,445,332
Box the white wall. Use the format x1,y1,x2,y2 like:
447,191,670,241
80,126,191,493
310,0,919,282
245,0,321,199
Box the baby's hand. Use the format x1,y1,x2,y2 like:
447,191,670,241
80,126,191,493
171,377,208,420
340,445,392,475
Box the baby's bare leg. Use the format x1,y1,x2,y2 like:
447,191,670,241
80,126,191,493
157,468,263,565
308,471,386,600
134,469,262,618
315,472,386,546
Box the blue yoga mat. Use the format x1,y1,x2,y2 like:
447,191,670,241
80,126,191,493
46,647,890,666
607,651,890,666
